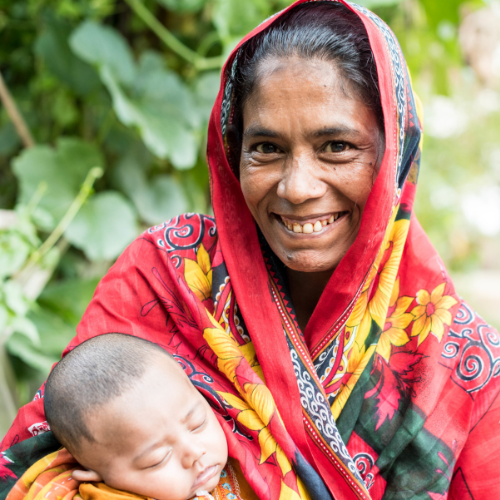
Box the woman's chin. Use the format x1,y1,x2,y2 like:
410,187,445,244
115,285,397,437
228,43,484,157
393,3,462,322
275,248,341,274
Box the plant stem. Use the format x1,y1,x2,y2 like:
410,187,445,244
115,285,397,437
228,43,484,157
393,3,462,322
123,0,222,70
0,71,35,148
29,167,103,264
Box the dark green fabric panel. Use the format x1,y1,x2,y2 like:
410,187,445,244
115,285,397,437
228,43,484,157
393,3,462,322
0,432,61,500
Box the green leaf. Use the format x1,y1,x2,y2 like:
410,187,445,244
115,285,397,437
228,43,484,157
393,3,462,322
155,0,206,12
28,307,75,358
6,333,54,374
114,151,189,224
0,230,32,278
38,278,100,327
65,191,139,261
12,138,104,230
4,280,30,316
10,316,40,347
193,71,221,124
34,14,100,95
69,20,136,85
356,0,403,7
100,58,199,169
213,0,269,41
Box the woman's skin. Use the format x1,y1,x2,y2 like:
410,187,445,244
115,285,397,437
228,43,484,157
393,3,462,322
239,57,385,331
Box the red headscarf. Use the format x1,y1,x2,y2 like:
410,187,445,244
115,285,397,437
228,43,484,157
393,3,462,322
2,2,500,499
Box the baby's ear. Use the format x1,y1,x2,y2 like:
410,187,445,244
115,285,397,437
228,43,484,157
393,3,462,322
72,469,103,482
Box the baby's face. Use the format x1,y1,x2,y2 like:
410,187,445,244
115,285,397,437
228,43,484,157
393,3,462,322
73,356,228,500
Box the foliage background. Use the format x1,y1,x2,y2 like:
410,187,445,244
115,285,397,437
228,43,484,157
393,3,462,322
1,0,499,435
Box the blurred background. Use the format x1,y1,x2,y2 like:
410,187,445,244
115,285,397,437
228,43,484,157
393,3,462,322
1,0,499,434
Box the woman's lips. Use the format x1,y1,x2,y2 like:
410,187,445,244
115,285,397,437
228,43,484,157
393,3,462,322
192,464,219,490
277,212,348,234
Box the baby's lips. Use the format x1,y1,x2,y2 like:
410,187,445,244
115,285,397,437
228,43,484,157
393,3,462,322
192,464,219,490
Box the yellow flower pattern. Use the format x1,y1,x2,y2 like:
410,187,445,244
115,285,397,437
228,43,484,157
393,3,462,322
203,314,294,483
411,283,457,345
184,244,212,301
376,279,413,361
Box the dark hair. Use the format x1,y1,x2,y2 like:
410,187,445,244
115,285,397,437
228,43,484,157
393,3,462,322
227,2,383,167
44,333,174,452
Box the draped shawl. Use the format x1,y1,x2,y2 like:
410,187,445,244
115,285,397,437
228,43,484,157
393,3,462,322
2,1,500,499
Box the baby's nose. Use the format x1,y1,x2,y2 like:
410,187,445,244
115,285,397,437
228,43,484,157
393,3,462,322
181,442,205,469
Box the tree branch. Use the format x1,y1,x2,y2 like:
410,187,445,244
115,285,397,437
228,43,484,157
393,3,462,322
0,71,35,148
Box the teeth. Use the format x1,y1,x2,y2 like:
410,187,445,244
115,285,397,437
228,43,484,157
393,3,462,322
282,212,343,233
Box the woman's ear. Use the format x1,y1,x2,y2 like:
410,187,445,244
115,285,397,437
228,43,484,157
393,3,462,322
72,469,103,482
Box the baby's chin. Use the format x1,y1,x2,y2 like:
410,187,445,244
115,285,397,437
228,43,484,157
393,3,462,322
193,469,222,498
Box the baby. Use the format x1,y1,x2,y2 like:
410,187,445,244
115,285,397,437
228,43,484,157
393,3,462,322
44,334,228,500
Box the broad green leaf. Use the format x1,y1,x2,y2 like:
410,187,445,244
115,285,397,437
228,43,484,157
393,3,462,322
34,14,100,95
38,278,100,327
156,0,206,12
65,191,139,261
101,63,199,169
10,317,40,346
213,0,269,41
69,20,136,85
13,138,104,230
356,0,403,7
28,308,75,358
194,71,221,123
6,333,54,373
0,231,31,278
4,280,30,317
114,151,189,224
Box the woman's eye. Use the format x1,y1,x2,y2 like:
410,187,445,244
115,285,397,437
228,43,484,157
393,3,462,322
324,141,349,153
255,143,279,154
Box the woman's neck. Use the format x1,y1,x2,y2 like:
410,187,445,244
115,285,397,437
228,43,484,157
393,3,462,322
286,268,334,332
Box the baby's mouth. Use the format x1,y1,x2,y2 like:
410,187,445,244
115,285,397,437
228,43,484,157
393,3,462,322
277,212,348,234
192,464,219,490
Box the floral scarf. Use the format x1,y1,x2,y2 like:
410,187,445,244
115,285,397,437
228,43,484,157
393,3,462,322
2,1,500,499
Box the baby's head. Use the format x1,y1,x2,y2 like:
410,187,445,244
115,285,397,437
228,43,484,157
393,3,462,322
44,334,228,500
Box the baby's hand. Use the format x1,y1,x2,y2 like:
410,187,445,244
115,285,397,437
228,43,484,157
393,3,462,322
71,468,103,483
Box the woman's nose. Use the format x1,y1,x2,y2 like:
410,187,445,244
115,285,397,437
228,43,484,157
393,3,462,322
276,155,327,204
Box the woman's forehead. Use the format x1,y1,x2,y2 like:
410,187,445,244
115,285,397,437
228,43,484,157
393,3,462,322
242,58,378,137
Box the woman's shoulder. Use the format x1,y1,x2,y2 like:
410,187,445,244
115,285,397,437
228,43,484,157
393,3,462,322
117,213,218,264
440,299,500,397
142,213,217,252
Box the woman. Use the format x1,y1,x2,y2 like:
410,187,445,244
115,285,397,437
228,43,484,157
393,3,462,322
1,1,499,499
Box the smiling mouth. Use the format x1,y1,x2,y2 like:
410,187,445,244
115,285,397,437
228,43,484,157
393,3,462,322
277,212,348,234
192,464,219,491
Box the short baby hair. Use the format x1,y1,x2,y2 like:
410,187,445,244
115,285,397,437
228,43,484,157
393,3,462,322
44,333,173,453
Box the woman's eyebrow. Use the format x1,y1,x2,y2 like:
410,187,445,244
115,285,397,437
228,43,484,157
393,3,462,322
243,126,280,139
312,126,361,138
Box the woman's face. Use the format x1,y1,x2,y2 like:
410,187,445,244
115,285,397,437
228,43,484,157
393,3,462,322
239,57,385,273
